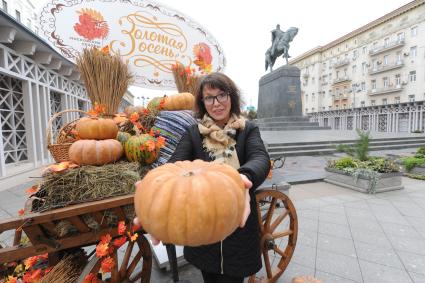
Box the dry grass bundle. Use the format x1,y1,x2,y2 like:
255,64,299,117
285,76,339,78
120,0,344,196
77,47,133,114
40,255,82,283
32,162,149,212
172,62,201,94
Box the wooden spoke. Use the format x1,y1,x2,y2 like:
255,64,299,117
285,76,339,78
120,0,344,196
256,200,264,233
264,197,277,231
126,248,143,277
110,250,119,283
130,270,144,282
272,229,293,239
273,246,286,257
262,250,272,279
270,210,289,233
119,240,134,277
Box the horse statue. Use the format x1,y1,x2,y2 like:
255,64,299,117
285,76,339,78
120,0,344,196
265,26,299,72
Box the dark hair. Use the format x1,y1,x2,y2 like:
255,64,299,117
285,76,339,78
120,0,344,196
194,72,241,119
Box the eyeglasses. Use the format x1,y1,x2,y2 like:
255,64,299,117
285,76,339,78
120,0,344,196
203,93,229,106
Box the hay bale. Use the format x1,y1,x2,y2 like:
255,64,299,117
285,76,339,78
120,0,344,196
32,162,148,212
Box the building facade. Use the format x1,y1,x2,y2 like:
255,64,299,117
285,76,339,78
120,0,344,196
1,0,39,34
291,0,425,132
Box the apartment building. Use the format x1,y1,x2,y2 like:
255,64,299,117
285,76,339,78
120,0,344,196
291,0,425,132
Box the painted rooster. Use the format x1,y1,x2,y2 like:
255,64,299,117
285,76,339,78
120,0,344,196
193,43,212,73
74,8,109,40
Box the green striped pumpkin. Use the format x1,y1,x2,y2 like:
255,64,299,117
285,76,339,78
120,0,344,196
117,131,131,147
124,134,160,164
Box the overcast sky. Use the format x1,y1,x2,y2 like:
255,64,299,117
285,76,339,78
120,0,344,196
35,0,412,108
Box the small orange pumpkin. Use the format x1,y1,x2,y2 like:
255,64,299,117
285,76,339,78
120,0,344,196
76,117,118,140
69,139,123,165
134,160,245,246
163,92,194,111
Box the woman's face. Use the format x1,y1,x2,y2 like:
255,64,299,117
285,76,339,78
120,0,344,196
202,85,231,126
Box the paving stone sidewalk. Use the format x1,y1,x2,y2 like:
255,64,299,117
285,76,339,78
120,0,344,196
1,149,424,282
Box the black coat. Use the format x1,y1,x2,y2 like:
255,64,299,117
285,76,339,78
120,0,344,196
168,121,270,277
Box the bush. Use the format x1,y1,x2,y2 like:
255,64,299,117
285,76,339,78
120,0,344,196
417,146,425,156
402,156,425,172
336,129,370,161
328,156,399,173
333,157,357,170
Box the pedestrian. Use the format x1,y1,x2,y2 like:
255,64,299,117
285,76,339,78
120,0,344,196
165,72,271,282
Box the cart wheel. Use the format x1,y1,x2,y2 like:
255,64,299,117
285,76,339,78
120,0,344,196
78,234,152,283
249,190,298,283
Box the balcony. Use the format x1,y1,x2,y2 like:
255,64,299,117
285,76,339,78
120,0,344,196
368,85,404,95
369,39,405,56
333,93,349,101
333,58,350,68
368,60,404,75
332,76,351,85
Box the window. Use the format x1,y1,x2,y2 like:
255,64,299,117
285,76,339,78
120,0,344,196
395,97,400,104
397,32,405,42
382,98,388,105
362,46,367,54
353,50,358,59
312,107,315,112
343,104,346,109
328,106,332,110
362,62,367,74
408,95,415,102
312,77,315,84
15,10,21,22
384,38,389,47
410,46,417,57
336,105,339,109
336,71,340,79
344,68,347,77
27,19,31,28
305,108,308,113
371,80,377,90
2,0,7,12
411,26,418,37
396,51,402,63
352,64,357,74
409,71,416,82
383,55,389,65
395,74,401,86
322,107,326,111
371,100,376,106
361,82,366,91
305,94,308,102
312,93,315,102
361,101,365,107
383,77,389,88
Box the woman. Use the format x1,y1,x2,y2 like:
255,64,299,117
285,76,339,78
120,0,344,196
167,72,271,282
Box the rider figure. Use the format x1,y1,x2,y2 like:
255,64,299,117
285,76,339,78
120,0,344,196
271,24,285,58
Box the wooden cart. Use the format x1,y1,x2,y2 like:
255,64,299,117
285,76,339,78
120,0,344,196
0,194,152,283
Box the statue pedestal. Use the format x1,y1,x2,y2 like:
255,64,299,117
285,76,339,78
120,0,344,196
257,65,302,118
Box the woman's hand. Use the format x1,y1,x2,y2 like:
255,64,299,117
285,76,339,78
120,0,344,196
133,217,161,245
239,174,252,228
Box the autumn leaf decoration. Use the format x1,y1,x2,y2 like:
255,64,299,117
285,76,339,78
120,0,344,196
85,221,141,280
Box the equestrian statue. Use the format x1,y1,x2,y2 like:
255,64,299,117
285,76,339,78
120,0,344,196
265,25,299,72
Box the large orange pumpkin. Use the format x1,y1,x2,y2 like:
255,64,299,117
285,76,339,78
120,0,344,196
163,92,194,111
69,139,123,165
134,160,245,246
76,117,118,140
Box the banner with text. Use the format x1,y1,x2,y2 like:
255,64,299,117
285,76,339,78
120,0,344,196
40,0,226,89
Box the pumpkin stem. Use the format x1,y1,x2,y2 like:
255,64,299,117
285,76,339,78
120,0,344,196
182,171,195,177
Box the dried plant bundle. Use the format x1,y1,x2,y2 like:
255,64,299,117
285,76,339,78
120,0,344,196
171,62,200,94
77,47,133,114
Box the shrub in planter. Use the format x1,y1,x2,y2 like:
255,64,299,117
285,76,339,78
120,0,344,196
326,157,401,194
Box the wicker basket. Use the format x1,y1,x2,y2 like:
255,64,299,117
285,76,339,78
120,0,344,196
47,109,88,163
